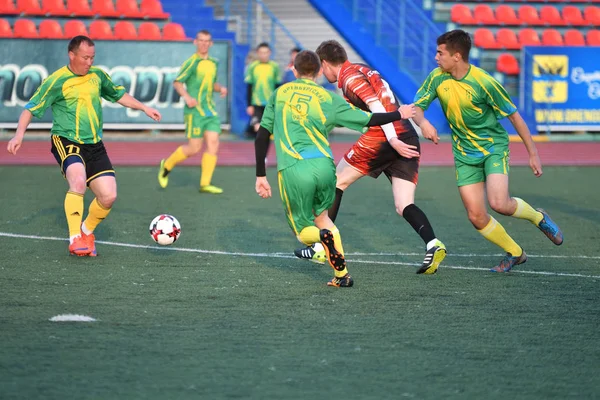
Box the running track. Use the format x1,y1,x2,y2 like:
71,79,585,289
1,141,599,166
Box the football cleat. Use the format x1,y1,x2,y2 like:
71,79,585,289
80,231,97,257
200,185,223,194
157,159,169,189
294,244,327,264
536,208,563,245
417,239,447,275
319,229,347,272
327,273,354,288
490,250,528,273
69,235,91,256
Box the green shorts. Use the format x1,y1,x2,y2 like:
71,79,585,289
277,158,337,234
185,113,221,138
455,147,510,187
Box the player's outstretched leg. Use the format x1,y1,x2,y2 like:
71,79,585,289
157,159,169,189
535,208,563,246
491,250,528,273
320,228,353,287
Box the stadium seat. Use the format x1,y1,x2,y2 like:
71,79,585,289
113,20,136,39
66,0,94,16
542,29,564,46
496,53,520,76
518,6,542,26
16,0,44,15
140,0,168,19
450,4,475,25
39,19,64,38
115,0,143,18
64,19,87,37
42,0,70,16
584,6,600,26
495,5,519,25
473,4,496,25
0,18,12,36
518,28,541,46
562,6,585,26
0,0,18,15
496,28,520,50
587,30,600,46
138,21,161,40
564,29,585,46
162,22,186,41
539,6,564,26
89,19,113,39
13,18,38,37
91,0,119,17
473,28,498,49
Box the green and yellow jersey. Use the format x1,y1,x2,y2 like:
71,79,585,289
260,78,371,171
175,54,219,117
245,60,281,106
25,66,125,144
414,65,517,162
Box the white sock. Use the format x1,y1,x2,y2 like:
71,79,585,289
426,238,438,251
81,222,93,236
69,234,81,245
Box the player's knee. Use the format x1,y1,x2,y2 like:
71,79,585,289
489,198,511,215
395,202,410,216
99,191,117,208
69,177,87,194
467,210,488,227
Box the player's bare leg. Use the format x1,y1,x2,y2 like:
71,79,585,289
64,162,91,256
199,131,222,194
81,175,117,256
459,182,526,272
392,177,446,274
487,174,563,245
313,211,353,287
158,138,203,188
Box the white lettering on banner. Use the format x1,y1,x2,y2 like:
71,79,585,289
0,64,49,107
570,67,600,100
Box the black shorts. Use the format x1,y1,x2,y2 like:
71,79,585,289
50,135,115,185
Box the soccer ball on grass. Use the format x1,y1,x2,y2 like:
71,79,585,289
149,214,181,245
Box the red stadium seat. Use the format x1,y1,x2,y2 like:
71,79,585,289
562,6,586,26
586,30,600,46
473,4,496,25
518,28,541,46
16,0,44,15
115,0,142,18
450,4,475,25
496,28,520,50
539,6,564,26
140,0,168,19
542,29,563,46
0,0,19,15
496,53,520,76
496,5,519,25
66,0,94,16
39,19,64,38
564,29,585,46
162,22,186,41
473,28,499,49
42,0,69,16
91,0,118,17
0,18,12,36
138,21,161,40
89,19,113,39
518,6,542,26
13,18,38,37
113,20,137,39
584,6,600,26
64,19,87,37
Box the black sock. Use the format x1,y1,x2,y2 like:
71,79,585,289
402,204,436,244
328,188,344,223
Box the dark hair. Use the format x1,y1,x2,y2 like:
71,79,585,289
294,50,321,77
315,40,347,65
290,46,302,54
257,42,271,50
437,29,471,62
68,36,94,53
196,30,211,38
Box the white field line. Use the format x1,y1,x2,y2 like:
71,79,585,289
0,232,598,280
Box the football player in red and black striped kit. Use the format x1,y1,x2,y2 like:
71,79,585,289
294,40,446,274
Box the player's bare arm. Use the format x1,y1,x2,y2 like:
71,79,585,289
508,111,542,177
213,83,228,98
117,93,162,121
367,100,419,159
254,126,272,198
173,81,197,108
413,107,439,144
7,110,33,155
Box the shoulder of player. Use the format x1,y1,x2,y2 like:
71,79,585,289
45,66,74,84
205,56,219,64
468,65,503,90
268,60,280,68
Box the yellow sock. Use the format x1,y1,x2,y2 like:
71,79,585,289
297,226,320,245
82,198,111,234
330,226,348,278
200,153,218,187
164,146,188,171
64,191,84,238
478,216,522,256
512,197,543,225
